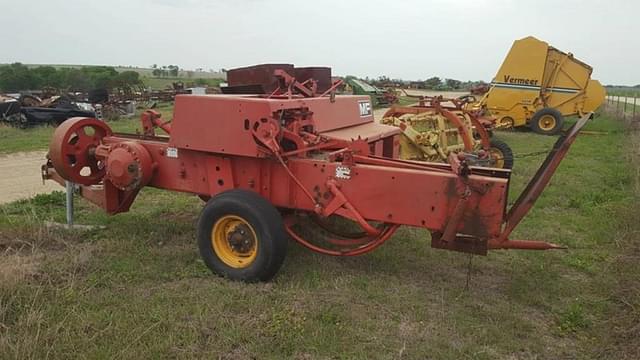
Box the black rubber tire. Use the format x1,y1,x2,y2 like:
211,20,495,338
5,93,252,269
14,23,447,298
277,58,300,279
530,108,564,135
457,95,477,104
197,189,287,282
488,139,514,169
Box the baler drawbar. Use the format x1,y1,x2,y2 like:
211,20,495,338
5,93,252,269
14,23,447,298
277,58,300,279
42,68,589,281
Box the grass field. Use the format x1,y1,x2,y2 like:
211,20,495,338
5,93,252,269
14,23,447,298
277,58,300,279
605,87,640,97
141,77,225,90
0,108,638,358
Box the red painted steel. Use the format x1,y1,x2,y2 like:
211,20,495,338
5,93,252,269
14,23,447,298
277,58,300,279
294,67,332,93
48,117,112,185
43,68,590,258
224,64,295,94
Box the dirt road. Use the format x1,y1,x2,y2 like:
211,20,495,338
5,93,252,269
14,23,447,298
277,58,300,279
0,151,60,204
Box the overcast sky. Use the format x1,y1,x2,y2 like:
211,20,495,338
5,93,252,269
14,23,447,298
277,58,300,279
0,0,637,85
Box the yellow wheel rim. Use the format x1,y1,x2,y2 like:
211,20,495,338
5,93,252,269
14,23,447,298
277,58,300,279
498,117,514,129
211,215,258,268
538,115,556,131
488,147,505,169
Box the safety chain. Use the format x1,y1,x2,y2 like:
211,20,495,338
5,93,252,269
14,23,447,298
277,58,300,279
514,150,550,159
488,149,552,160
510,127,636,159
581,128,640,135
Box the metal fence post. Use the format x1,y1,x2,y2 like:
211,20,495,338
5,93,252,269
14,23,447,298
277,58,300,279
624,97,628,118
634,97,637,118
65,181,74,226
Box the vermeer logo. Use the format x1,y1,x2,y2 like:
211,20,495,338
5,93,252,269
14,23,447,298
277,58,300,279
358,100,372,117
503,75,538,86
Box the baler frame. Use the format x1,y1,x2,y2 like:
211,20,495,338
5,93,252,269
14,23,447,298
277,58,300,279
41,68,590,281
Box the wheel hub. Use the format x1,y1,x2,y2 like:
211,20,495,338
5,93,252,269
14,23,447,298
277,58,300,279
227,223,255,253
539,115,556,131
488,147,505,168
104,142,154,191
211,215,258,268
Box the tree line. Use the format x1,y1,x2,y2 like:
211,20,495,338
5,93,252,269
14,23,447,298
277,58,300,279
151,64,179,78
0,63,142,93
367,75,486,91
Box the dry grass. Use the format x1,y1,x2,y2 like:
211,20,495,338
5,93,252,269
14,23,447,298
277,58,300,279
590,106,640,359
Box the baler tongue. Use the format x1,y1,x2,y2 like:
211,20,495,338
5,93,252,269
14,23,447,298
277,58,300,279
489,112,593,249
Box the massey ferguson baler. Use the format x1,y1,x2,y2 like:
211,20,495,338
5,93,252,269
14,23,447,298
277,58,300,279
42,69,590,282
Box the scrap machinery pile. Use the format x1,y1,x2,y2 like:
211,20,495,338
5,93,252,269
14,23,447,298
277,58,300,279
43,64,589,282
0,93,95,128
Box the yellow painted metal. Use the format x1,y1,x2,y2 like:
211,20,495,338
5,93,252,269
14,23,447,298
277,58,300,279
211,215,258,268
538,114,557,131
488,146,505,169
475,36,606,128
382,109,477,162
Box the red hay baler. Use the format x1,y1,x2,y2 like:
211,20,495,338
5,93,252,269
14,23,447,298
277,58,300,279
42,68,590,282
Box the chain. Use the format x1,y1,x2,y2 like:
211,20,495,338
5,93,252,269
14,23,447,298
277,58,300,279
582,128,640,134
514,150,550,159
510,126,637,159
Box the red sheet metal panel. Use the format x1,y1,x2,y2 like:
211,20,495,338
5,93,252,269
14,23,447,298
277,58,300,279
169,95,377,156
320,121,400,142
294,67,332,93
226,64,294,94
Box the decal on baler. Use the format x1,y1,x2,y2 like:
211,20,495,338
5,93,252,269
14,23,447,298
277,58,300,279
335,166,351,179
166,147,179,158
358,100,372,117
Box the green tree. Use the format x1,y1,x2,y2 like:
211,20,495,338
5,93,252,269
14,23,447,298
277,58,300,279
82,66,118,89
445,78,462,89
0,64,135,92
0,63,39,91
32,66,57,87
65,69,92,91
423,76,441,89
168,65,179,77
113,71,142,88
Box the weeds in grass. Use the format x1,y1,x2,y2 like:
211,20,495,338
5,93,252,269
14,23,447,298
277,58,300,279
557,301,590,333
